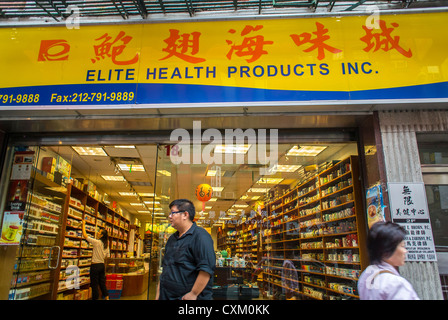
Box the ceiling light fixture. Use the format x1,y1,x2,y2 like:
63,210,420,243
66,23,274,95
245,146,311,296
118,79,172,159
157,170,171,176
206,169,217,176
206,169,226,176
287,145,327,157
144,201,160,205
139,193,156,197
247,188,270,193
117,164,145,172
214,144,251,154
73,146,108,156
102,175,126,181
119,192,138,196
256,177,284,184
268,164,302,173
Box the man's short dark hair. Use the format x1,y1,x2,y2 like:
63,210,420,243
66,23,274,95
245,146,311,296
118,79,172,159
367,221,406,265
169,199,196,221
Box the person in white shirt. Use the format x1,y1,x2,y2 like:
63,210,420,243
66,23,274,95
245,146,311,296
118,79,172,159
82,220,110,300
358,221,419,300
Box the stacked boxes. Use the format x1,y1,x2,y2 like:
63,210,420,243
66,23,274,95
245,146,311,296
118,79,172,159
40,156,72,186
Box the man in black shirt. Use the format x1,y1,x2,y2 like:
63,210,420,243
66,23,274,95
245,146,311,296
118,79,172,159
156,199,216,300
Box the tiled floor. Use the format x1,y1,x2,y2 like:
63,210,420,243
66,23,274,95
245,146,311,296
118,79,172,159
116,281,157,300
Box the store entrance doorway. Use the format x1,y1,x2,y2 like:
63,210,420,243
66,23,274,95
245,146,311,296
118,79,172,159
0,130,365,300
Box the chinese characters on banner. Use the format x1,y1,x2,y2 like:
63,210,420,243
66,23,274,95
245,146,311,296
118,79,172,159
388,182,437,262
163,19,411,63
290,22,342,61
36,19,412,66
226,25,273,63
91,31,139,65
161,29,205,63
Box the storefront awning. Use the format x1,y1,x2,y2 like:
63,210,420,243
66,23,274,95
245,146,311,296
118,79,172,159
0,0,443,22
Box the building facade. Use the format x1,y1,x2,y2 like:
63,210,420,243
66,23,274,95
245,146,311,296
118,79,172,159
0,2,447,300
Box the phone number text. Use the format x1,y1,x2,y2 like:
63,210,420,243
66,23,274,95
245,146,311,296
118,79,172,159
0,94,40,104
51,92,135,103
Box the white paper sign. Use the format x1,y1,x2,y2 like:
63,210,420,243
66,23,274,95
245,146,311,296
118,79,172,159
388,182,437,262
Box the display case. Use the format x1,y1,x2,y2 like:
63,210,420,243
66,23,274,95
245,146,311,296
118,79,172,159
106,257,148,297
106,257,145,274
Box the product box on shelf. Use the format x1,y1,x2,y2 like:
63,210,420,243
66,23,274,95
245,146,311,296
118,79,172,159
53,171,63,186
57,292,74,300
41,157,56,174
61,258,78,268
68,207,83,219
69,197,83,210
74,288,91,300
85,180,96,197
56,155,71,179
72,178,83,190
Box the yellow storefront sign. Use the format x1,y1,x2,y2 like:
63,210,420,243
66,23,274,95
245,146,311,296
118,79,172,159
0,12,446,107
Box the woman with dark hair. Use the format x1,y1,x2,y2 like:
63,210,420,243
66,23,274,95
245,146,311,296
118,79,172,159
358,221,419,300
82,220,110,300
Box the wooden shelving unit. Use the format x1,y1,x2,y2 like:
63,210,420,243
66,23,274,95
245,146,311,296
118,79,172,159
217,225,237,254
55,184,130,300
236,155,368,300
234,215,260,280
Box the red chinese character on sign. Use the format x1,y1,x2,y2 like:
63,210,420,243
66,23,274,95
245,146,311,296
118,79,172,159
360,20,412,58
160,29,206,63
290,22,342,61
226,25,273,63
91,31,139,65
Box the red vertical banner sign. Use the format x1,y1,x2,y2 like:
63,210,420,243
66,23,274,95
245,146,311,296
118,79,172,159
0,151,35,245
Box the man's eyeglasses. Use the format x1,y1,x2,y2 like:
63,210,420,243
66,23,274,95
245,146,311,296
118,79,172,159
168,211,184,217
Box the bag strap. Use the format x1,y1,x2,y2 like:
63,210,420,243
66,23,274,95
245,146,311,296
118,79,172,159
370,270,395,285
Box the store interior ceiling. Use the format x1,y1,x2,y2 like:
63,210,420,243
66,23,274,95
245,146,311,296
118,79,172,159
46,142,357,226
0,0,444,24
